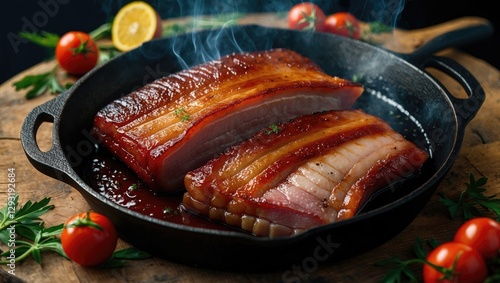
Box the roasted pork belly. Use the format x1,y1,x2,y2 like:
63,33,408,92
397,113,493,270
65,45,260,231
183,110,429,237
93,48,363,192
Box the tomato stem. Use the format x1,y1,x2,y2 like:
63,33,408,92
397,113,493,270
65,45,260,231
71,34,96,58
297,8,318,31
65,211,103,231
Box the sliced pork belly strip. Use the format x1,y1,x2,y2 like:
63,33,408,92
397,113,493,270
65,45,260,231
334,142,430,220
183,110,429,237
93,48,363,192
328,141,412,211
184,110,385,205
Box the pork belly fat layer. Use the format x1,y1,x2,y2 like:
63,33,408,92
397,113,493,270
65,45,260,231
93,48,363,192
183,110,429,237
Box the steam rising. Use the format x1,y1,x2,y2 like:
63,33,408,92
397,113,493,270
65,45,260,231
170,19,247,70
99,0,406,70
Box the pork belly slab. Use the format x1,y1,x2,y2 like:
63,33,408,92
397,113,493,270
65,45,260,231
93,48,363,192
183,110,429,237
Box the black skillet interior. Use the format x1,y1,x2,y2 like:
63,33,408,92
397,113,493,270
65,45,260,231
21,24,489,270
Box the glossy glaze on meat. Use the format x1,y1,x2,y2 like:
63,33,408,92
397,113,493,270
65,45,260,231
183,110,429,237
93,49,364,192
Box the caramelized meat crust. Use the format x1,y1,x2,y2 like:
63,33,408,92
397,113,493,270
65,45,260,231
183,110,429,237
93,49,363,192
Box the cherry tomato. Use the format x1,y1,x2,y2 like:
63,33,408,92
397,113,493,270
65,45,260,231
61,212,118,266
324,12,361,39
287,2,326,31
56,31,99,75
423,242,487,283
454,217,500,261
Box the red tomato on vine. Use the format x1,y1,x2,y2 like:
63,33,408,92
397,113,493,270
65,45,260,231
454,217,500,261
423,242,488,283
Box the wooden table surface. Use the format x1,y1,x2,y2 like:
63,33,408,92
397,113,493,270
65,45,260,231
1,14,499,283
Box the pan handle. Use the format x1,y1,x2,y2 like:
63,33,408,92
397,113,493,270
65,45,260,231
421,55,485,125
399,21,494,65
20,91,76,185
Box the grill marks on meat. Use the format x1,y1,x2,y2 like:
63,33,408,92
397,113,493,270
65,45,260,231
93,48,363,192
183,110,429,237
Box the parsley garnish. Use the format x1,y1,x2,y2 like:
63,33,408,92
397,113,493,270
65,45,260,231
18,31,59,49
365,21,393,35
174,108,190,122
12,67,71,99
12,31,70,99
163,207,179,215
0,195,54,234
12,23,114,99
266,124,280,134
0,195,65,264
352,73,364,82
439,173,500,220
0,194,150,266
378,238,443,283
101,247,151,268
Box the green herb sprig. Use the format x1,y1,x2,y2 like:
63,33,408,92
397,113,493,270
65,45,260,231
439,174,500,221
174,108,190,122
0,195,62,264
377,237,439,283
265,124,280,135
12,23,114,99
0,195,54,235
13,67,71,99
18,31,60,49
100,247,152,268
0,224,67,264
0,194,150,266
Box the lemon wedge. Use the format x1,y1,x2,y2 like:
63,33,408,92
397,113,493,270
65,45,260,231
112,1,162,52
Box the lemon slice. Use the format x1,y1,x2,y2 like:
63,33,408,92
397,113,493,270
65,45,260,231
112,1,161,52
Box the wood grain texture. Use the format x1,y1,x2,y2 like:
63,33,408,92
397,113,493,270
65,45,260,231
1,14,499,283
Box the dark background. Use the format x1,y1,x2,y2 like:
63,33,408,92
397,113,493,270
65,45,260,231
1,0,498,84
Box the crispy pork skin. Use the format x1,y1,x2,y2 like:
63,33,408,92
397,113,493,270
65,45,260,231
93,49,363,192
183,110,429,237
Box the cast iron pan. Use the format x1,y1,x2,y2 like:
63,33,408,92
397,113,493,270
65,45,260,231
21,22,493,270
